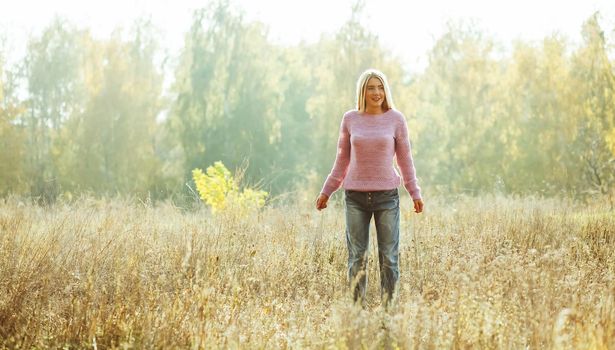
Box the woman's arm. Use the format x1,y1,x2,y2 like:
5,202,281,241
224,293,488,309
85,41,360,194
395,114,422,201
320,115,351,197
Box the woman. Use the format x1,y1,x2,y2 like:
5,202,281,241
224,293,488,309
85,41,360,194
315,68,424,306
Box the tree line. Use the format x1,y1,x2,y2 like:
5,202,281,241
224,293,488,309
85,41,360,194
1,1,614,203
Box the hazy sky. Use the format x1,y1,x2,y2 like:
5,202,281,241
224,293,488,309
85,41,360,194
1,0,614,72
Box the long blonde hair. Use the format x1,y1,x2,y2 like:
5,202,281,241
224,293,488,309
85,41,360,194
356,68,395,112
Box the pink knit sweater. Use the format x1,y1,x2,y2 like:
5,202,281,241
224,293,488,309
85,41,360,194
320,108,422,200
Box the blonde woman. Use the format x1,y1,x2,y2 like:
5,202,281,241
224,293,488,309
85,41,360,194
315,68,424,306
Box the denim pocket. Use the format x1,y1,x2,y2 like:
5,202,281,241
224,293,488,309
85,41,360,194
382,188,398,197
344,189,358,201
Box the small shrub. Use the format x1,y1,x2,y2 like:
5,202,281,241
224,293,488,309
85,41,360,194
192,161,268,214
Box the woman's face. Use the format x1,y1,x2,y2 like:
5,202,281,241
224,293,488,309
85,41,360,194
365,76,385,112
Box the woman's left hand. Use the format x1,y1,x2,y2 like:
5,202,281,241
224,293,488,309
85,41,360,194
413,199,423,214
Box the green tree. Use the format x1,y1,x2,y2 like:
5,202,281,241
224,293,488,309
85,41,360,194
414,22,504,195
22,18,85,201
0,42,25,195
169,1,283,194
569,13,615,196
266,45,318,195
501,36,577,195
60,22,164,195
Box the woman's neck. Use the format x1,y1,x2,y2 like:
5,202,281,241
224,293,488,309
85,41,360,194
364,106,385,115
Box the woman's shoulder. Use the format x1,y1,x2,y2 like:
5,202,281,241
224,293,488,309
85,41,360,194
387,108,405,119
388,109,411,131
342,109,360,118
340,109,360,124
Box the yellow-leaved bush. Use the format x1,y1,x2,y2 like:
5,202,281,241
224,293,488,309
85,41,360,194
192,161,268,214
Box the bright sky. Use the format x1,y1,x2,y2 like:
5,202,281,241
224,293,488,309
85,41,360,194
1,0,614,73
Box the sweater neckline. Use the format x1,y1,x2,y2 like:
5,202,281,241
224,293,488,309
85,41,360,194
359,108,392,117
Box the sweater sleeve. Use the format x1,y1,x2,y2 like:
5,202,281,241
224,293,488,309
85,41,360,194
395,114,422,200
320,115,351,197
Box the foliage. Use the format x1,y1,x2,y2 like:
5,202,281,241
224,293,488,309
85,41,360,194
170,1,284,193
21,18,85,201
63,22,164,195
0,47,25,195
569,13,615,195
192,161,268,213
0,2,614,200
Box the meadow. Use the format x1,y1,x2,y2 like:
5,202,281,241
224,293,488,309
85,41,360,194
0,194,613,349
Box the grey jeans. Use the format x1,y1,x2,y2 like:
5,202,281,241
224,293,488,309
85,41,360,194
344,188,400,304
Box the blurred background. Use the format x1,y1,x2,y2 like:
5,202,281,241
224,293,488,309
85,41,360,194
1,0,614,204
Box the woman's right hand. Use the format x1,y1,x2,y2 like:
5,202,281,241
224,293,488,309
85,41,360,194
316,193,329,211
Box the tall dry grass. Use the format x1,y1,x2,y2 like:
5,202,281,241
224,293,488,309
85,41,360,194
0,194,613,349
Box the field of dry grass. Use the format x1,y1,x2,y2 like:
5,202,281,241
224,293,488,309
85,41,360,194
0,194,613,349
